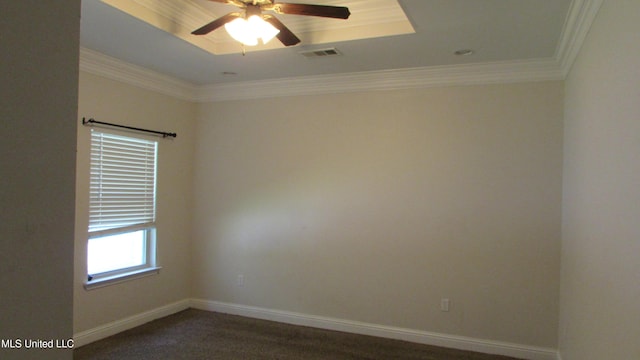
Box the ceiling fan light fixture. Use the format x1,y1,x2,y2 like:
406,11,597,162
224,15,280,46
191,1,349,49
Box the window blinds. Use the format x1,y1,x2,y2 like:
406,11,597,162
89,131,157,233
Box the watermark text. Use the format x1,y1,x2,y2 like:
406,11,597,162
1,338,74,349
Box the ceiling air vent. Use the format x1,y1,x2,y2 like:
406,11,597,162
299,48,342,58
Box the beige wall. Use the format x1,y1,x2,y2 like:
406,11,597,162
192,82,564,347
560,0,640,358
8,0,638,356
74,72,196,333
0,2,80,360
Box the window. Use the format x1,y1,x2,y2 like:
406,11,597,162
86,130,159,288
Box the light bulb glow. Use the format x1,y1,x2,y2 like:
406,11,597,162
224,15,280,46
225,18,258,46
250,16,280,44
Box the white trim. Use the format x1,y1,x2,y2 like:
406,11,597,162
78,0,602,101
73,299,190,347
83,266,162,290
80,47,563,102
79,48,197,101
190,299,559,360
554,0,604,77
557,352,564,360
194,58,563,102
73,298,560,359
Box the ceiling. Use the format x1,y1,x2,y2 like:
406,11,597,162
99,0,416,55
80,0,578,87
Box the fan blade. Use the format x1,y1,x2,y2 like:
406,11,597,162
263,15,301,46
192,12,241,35
272,3,350,19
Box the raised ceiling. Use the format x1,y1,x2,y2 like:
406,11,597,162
79,0,599,95
101,0,415,54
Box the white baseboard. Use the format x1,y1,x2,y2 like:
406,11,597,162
73,299,190,347
191,299,559,360
73,298,559,360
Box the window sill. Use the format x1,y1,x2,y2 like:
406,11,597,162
84,267,162,290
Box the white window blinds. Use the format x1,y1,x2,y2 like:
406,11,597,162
89,131,158,233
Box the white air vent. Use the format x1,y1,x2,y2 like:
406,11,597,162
299,48,342,58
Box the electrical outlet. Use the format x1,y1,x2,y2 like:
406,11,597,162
237,274,244,287
440,298,450,312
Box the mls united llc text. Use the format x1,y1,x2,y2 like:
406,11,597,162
1,338,74,349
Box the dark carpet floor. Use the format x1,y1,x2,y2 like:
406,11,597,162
74,309,523,360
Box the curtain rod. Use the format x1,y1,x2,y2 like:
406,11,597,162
82,118,177,138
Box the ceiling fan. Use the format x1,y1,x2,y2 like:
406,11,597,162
191,0,351,47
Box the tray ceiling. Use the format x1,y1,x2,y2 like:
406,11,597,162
101,0,415,55
79,0,593,87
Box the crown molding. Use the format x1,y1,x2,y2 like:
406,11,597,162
195,58,564,102
79,48,197,101
79,0,602,102
80,47,563,103
554,0,604,76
